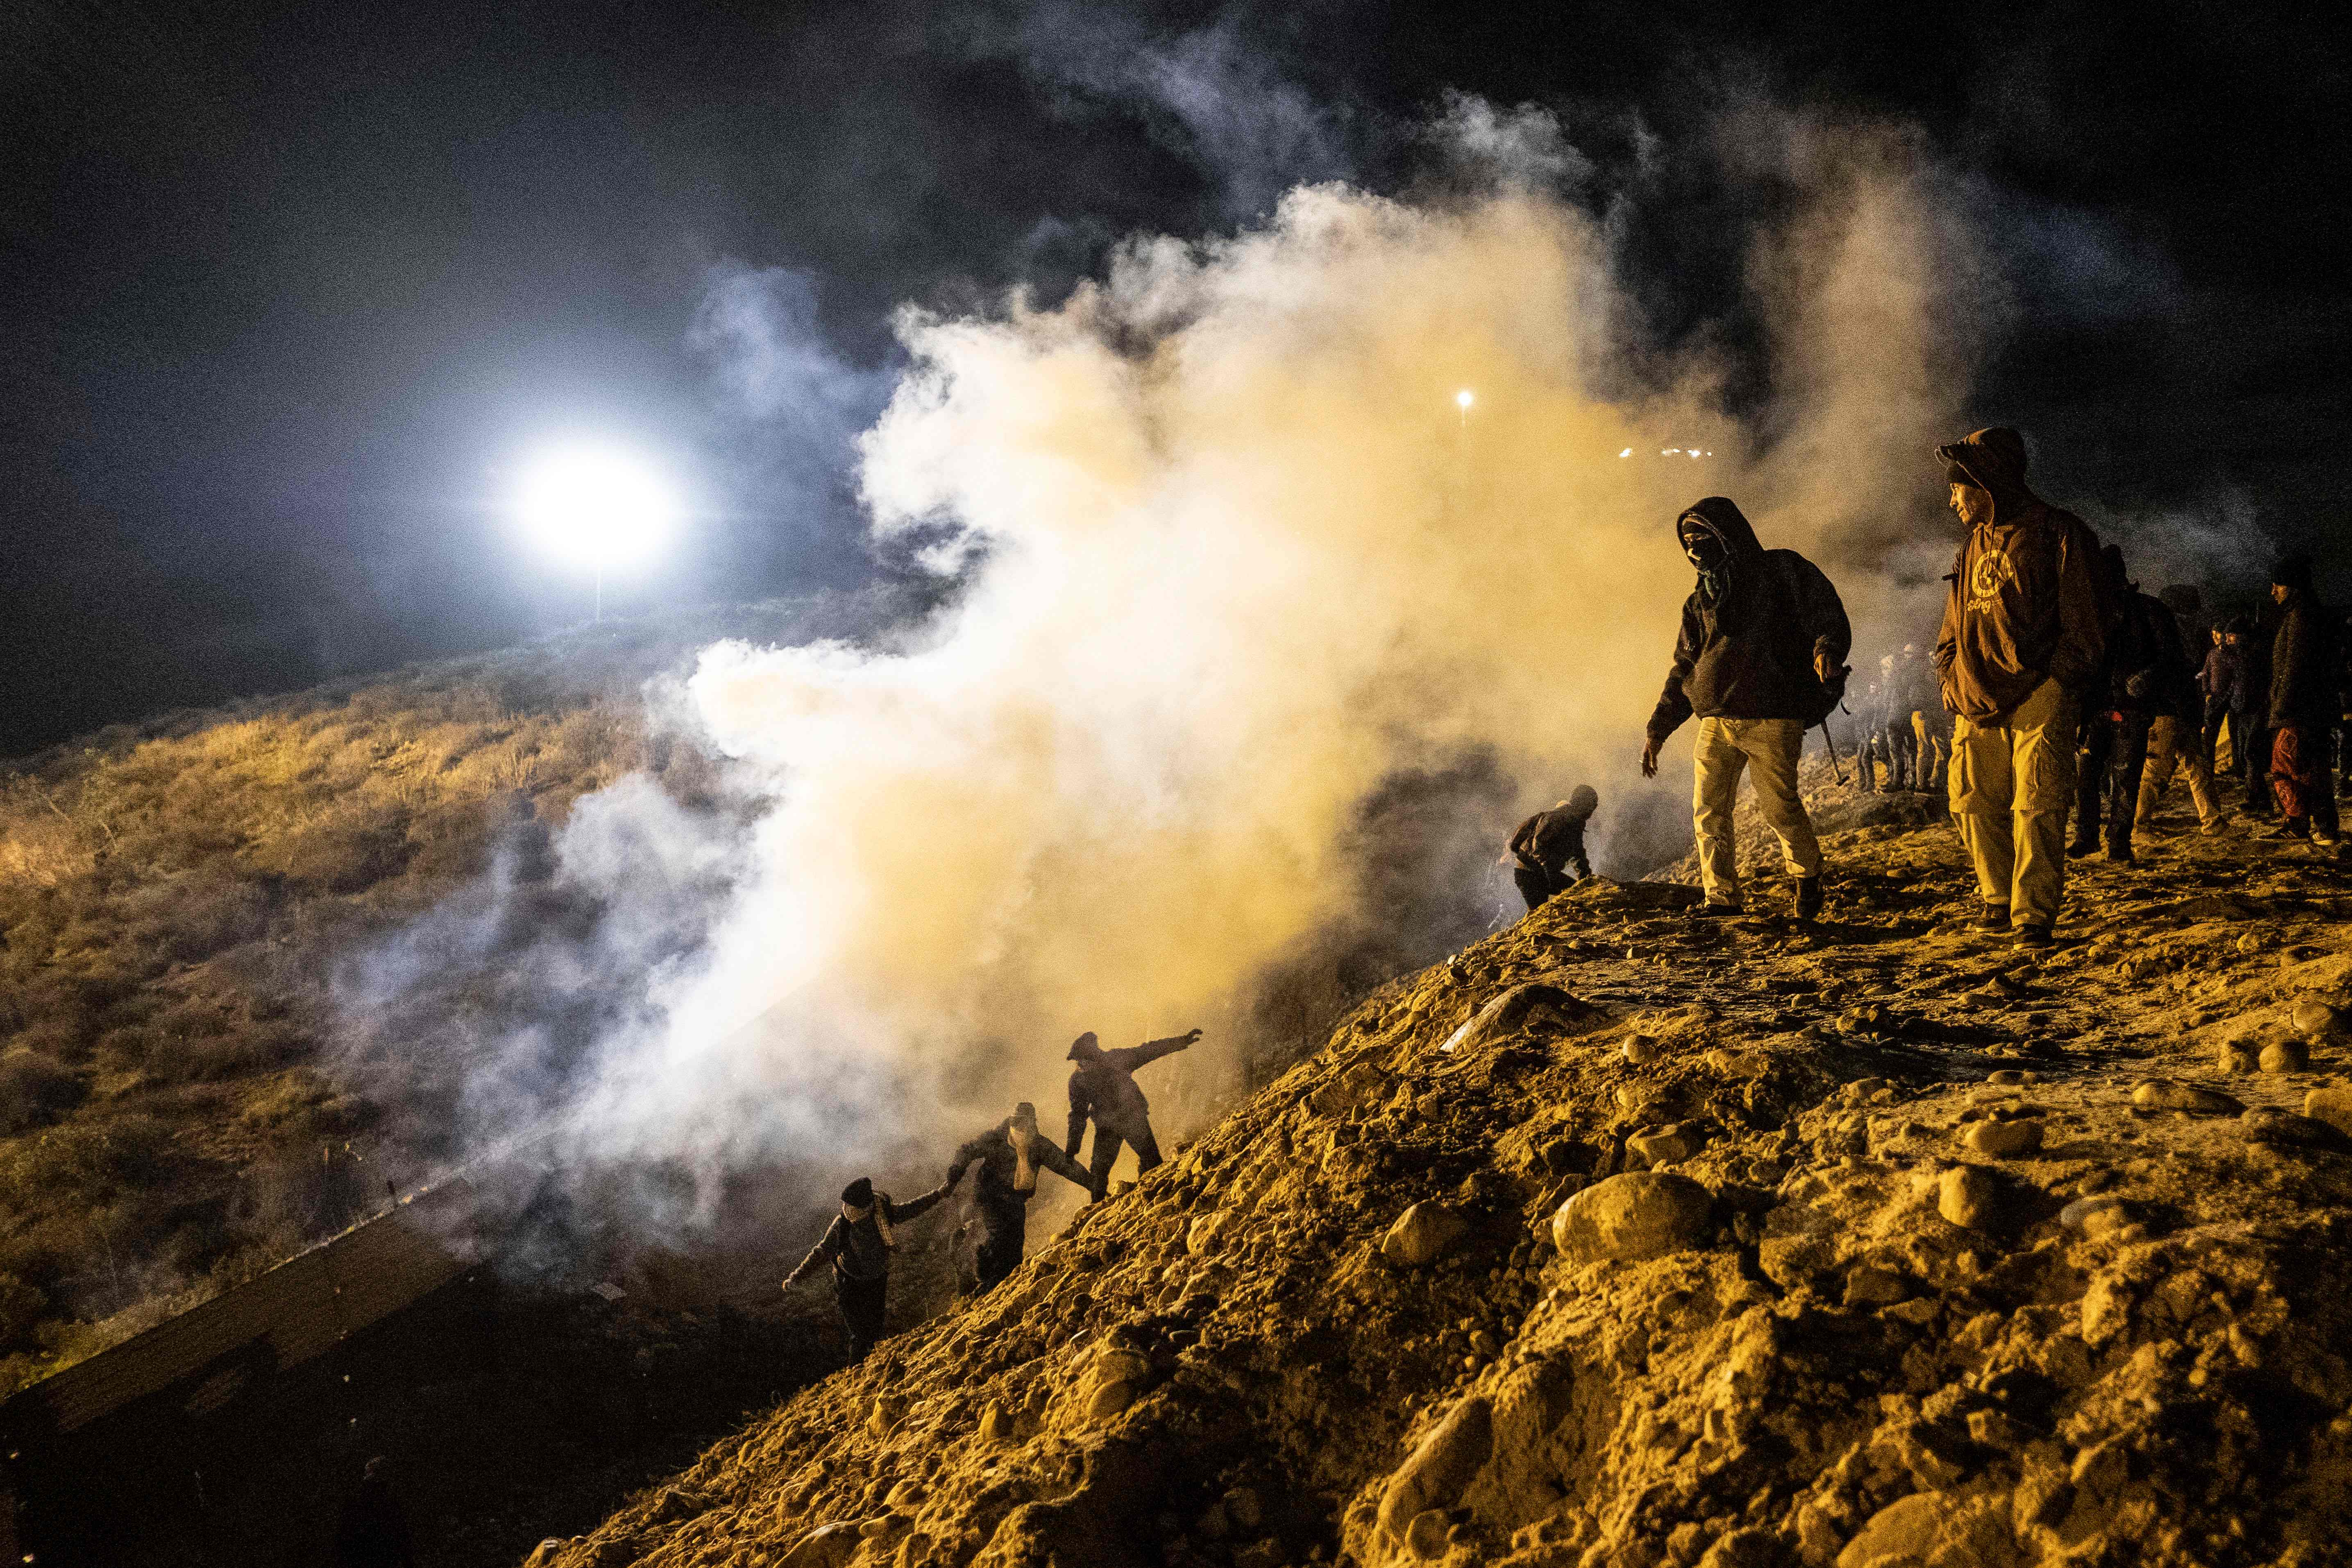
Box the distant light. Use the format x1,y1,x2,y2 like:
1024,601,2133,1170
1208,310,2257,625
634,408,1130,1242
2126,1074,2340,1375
1455,389,1475,410
1618,447,1633,458
512,444,679,571
1663,448,1681,456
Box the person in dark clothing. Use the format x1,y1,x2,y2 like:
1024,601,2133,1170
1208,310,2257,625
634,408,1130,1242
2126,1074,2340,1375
1066,1027,1200,1193
2265,555,2342,844
945,1103,1092,1291
1932,427,2106,947
2071,547,2173,863
2200,624,2244,772
2239,606,2279,818
1641,497,1851,919
331,1457,416,1568
2134,587,2222,835
782,1176,949,1361
1504,788,1598,910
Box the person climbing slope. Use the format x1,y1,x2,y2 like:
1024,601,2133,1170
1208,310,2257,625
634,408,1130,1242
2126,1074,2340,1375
1066,1027,1202,1195
782,1175,950,1361
1641,497,1851,919
945,1102,1093,1291
1504,787,1598,911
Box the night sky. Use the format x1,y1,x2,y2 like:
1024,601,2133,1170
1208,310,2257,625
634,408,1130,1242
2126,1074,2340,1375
5,0,2347,756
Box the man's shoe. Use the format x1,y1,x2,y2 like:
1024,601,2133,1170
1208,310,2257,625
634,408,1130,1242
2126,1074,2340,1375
1970,905,2012,933
2013,924,2054,950
2314,829,2342,848
1690,899,1746,918
1793,876,1824,920
2265,819,2311,841
2104,846,2136,865
2066,839,2097,859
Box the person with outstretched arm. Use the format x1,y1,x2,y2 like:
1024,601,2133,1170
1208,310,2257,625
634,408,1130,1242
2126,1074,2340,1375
1066,1027,1201,1196
782,1175,950,1361
945,1102,1093,1291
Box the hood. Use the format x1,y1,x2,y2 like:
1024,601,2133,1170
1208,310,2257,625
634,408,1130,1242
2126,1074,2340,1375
1675,497,1763,561
1935,427,2039,524
1066,1032,1104,1062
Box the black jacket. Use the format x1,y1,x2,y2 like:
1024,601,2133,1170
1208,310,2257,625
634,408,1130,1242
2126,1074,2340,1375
1509,808,1592,880
783,1186,949,1287
2100,590,2191,715
948,1122,1091,1217
2269,589,2341,728
1066,1036,1190,1155
1647,498,1851,742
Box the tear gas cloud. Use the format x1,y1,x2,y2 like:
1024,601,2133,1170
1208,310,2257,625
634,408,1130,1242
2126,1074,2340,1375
364,101,2257,1235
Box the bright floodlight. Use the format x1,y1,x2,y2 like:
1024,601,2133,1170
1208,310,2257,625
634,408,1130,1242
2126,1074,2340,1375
513,445,679,571
1455,389,1474,410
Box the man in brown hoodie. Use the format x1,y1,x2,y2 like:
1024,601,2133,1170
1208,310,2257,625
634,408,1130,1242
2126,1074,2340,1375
1932,428,2105,947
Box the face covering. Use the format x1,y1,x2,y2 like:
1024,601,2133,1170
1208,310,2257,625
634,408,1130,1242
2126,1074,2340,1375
1682,524,1733,606
1008,1117,1038,1194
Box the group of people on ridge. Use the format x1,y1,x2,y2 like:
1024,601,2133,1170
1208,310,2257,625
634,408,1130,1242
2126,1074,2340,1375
1513,424,2339,953
780,1027,1200,1360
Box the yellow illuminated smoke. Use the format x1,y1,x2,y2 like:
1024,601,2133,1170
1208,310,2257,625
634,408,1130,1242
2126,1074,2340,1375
586,124,1987,1159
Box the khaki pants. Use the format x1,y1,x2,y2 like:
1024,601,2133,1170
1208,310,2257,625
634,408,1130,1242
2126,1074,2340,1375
2136,714,2220,829
1693,717,1820,905
1949,678,2076,930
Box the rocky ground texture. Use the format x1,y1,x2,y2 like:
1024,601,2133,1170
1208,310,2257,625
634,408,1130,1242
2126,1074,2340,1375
526,782,2352,1568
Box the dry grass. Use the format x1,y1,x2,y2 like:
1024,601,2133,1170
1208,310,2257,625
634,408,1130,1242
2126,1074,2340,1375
0,592,920,1391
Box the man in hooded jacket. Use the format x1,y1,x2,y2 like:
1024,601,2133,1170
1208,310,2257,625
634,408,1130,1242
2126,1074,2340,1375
783,1175,950,1361
1642,497,1850,919
2264,554,2342,844
1932,427,2105,947
946,1103,1093,1291
1504,787,1598,911
1066,1026,1201,1194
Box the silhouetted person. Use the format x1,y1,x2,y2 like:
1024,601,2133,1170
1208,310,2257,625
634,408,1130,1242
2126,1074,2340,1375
331,1457,415,1568
782,1176,948,1362
2264,555,2341,845
2071,545,2171,863
945,1102,1091,1291
1877,652,1919,789
1642,497,1850,919
1066,1027,1200,1194
1505,787,1597,911
2136,586,2223,835
1932,427,2104,948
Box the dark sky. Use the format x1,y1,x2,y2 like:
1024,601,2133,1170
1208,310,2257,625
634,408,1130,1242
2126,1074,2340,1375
5,0,2348,755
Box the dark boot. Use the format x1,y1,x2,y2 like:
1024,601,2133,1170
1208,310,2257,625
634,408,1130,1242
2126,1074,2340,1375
1793,876,1823,920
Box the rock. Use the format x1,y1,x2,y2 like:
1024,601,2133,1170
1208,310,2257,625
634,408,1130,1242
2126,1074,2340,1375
1382,1202,1471,1266
2058,1195,2133,1238
2242,1107,2343,1147
2305,1082,2352,1136
2293,998,2347,1037
1623,1033,1662,1065
2261,1038,2312,1073
1939,1166,1998,1230
778,1523,862,1568
2218,1041,2261,1073
1086,1378,1138,1422
861,1514,912,1541
1551,1172,1714,1263
1379,1395,1493,1538
1843,1264,1910,1306
2131,1079,2242,1114
1960,1118,2044,1157
1404,1509,1452,1560
2236,932,2265,955
1224,1486,1263,1531
1440,982,1579,1054
1626,1121,1708,1167
1832,1492,2010,1568
1186,1210,1232,1255
978,1402,1013,1442
523,1542,574,1568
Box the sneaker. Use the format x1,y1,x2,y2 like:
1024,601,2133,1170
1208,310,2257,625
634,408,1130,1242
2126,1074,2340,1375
2265,820,2311,841
2013,924,2054,950
1794,876,1824,920
2315,829,2342,848
1970,905,2012,933
1690,899,1746,919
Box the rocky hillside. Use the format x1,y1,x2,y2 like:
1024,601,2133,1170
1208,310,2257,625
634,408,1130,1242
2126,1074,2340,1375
528,790,2352,1568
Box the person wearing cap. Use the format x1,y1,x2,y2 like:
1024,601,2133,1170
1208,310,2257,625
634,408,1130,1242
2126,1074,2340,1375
782,1175,950,1360
2264,554,2342,845
1641,497,1851,920
944,1102,1093,1291
1503,787,1599,912
1930,427,2105,948
1065,1027,1201,1196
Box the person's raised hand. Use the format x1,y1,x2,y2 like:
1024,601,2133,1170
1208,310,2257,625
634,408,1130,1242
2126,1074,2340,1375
1182,1028,1204,1045
1640,739,1661,779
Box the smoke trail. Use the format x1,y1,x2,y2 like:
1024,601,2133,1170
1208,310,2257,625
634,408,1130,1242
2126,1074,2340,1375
518,105,1997,1203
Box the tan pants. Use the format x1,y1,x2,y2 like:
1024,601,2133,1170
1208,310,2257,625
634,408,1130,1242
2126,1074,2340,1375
2136,714,2220,828
1693,717,1821,905
1949,678,2076,930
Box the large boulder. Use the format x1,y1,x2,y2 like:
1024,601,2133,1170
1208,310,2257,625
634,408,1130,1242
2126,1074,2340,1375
1382,1202,1470,1266
1550,1173,1714,1263
1378,1395,1493,1538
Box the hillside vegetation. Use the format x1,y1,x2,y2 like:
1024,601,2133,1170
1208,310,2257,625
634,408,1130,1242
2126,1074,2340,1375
535,788,2352,1568
0,592,915,1392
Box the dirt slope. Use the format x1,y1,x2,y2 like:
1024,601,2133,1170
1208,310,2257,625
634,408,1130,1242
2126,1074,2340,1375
530,792,2352,1568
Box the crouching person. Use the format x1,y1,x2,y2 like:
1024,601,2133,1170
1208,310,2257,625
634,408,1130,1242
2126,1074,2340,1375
782,1175,948,1362
1504,787,1597,911
946,1102,1093,1292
